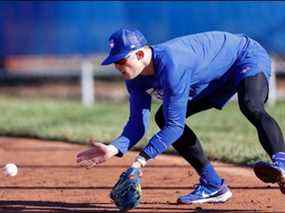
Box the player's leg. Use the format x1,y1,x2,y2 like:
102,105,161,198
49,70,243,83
155,100,211,173
155,99,213,175
238,72,285,156
237,72,285,193
155,99,232,204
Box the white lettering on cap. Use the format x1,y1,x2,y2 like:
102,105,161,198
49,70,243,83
109,39,115,49
128,35,139,46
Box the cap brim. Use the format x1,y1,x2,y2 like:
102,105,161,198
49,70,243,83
101,51,130,65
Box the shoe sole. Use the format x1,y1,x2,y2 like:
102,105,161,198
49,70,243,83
177,190,232,204
254,161,285,194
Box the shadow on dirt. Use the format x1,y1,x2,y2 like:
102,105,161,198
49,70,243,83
0,200,266,213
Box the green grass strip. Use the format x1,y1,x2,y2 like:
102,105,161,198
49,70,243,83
0,95,284,165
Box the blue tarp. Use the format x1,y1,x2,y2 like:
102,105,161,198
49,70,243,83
1,1,285,56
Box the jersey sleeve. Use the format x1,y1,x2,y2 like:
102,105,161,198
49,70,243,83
111,80,152,157
142,58,191,159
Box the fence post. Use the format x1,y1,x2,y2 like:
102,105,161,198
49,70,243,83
81,60,94,107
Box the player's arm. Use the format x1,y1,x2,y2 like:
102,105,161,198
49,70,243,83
111,83,152,156
132,62,191,168
76,81,151,168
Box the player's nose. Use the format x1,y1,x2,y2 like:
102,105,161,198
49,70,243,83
115,66,126,74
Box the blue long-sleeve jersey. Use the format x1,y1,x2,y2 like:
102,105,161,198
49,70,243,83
111,31,271,159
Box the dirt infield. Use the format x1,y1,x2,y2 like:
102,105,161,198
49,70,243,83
0,137,284,212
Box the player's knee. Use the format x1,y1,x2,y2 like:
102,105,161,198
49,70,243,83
155,111,164,128
240,98,266,121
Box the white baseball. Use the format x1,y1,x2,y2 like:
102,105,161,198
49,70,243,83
3,163,18,177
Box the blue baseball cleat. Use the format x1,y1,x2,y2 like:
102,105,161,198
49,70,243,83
177,178,232,204
254,152,285,194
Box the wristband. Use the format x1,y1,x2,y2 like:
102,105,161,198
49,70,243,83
135,155,147,167
107,144,119,155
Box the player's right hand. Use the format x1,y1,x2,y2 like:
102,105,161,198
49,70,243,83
76,141,118,169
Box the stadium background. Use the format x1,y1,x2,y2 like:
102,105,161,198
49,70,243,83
0,2,285,103
2,2,285,55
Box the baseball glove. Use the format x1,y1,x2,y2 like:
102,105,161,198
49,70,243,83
110,167,142,211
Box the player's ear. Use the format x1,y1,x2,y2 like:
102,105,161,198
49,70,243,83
135,50,144,60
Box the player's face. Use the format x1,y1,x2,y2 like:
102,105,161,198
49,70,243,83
114,52,145,80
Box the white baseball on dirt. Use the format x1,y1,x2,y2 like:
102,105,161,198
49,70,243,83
3,163,18,177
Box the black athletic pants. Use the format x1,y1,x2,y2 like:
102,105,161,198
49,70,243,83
155,72,285,174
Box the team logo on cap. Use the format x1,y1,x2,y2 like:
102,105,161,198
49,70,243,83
109,39,115,49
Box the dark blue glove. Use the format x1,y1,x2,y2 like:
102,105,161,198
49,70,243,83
110,167,142,211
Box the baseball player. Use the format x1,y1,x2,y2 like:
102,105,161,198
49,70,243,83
77,28,285,206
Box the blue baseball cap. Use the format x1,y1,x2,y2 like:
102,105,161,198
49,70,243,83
101,28,148,65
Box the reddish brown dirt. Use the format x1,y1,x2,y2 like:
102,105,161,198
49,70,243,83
0,137,284,212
